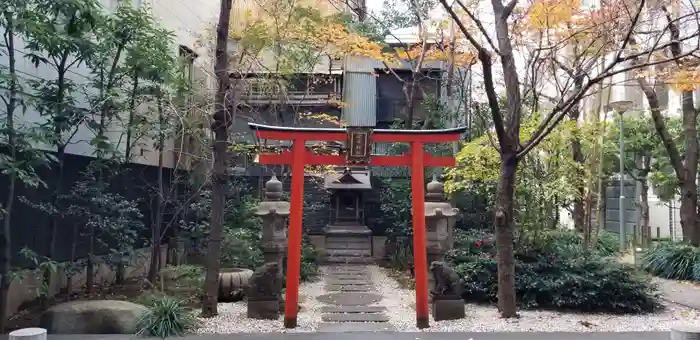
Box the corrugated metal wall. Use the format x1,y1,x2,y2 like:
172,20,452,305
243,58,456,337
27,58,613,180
604,179,639,236
342,72,377,127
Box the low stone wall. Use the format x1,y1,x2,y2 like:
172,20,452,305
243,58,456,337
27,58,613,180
5,246,166,317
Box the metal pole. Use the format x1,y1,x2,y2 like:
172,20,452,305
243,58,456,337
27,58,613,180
618,112,626,252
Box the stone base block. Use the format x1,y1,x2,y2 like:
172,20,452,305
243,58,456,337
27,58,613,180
671,324,700,340
247,299,280,320
431,297,465,321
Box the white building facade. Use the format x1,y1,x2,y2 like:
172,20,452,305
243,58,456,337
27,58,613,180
0,0,220,170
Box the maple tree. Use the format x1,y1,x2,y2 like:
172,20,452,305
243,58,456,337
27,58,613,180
437,0,700,318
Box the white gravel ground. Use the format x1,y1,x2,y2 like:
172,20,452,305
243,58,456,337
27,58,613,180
370,265,700,332
197,265,700,333
196,278,325,333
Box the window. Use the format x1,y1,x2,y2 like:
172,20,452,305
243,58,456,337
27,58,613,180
178,45,197,86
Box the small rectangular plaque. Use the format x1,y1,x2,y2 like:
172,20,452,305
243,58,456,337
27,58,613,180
346,128,372,164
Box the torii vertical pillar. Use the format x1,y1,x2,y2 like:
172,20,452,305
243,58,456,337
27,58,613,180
410,141,430,329
284,138,306,328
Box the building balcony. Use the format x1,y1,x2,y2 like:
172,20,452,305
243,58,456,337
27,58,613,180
241,90,342,106
376,98,427,125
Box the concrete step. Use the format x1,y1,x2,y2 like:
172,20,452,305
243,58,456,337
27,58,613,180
325,256,375,264
325,236,371,244
325,241,371,250
324,226,372,236
326,249,371,257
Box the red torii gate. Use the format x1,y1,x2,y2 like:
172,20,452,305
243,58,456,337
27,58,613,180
249,122,466,329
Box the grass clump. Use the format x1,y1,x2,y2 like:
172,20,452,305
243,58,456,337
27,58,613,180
136,295,198,338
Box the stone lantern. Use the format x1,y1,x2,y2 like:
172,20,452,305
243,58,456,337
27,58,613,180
425,175,459,300
256,175,290,267
425,175,458,263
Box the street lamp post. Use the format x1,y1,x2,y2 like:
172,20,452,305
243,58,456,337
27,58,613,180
608,100,633,253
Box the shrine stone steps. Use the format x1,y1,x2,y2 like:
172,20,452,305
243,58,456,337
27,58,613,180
316,265,394,332
325,256,374,264
326,249,371,257
324,231,373,264
324,228,373,236
325,242,371,250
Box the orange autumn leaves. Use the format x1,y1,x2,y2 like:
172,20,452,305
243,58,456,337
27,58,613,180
394,43,477,67
523,0,700,90
522,0,628,55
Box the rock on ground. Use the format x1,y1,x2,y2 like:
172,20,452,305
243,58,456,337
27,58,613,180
40,300,148,334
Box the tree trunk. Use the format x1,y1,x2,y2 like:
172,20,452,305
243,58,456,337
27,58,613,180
66,222,79,296
124,74,139,163
495,152,518,318
201,0,233,318
679,90,699,245
640,80,698,246
1,13,18,332
568,79,585,233
86,225,95,293
571,141,585,233
640,176,650,247
632,14,698,245
45,52,70,304
148,92,165,282
593,178,607,250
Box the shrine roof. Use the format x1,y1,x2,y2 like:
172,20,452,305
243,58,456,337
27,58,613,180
324,169,372,190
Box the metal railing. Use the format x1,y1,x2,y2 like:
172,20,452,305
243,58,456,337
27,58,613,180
241,90,342,105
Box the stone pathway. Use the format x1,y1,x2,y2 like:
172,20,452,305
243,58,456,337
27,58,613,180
653,277,700,310
316,265,395,332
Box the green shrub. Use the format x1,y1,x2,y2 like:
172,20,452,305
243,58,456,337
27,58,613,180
448,229,661,313
450,229,617,260
136,295,198,338
300,240,321,282
642,241,700,282
456,255,660,313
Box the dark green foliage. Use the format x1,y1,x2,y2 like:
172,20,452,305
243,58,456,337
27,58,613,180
136,295,198,338
388,237,413,270
642,242,700,282
183,175,320,282
448,229,661,313
452,188,494,231
300,239,320,282
518,229,620,258
378,178,412,238
220,196,264,270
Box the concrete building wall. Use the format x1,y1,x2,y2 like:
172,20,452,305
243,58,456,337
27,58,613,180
0,0,218,169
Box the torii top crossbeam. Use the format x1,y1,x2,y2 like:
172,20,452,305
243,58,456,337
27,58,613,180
247,122,466,330
249,122,467,167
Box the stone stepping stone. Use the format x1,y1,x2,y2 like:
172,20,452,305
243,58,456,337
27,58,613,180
318,322,396,332
326,279,371,285
325,284,374,292
317,292,382,306
327,274,372,280
322,313,390,323
326,270,369,276
325,266,368,272
321,305,387,313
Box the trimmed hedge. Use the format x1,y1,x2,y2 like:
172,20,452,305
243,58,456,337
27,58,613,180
447,229,661,314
